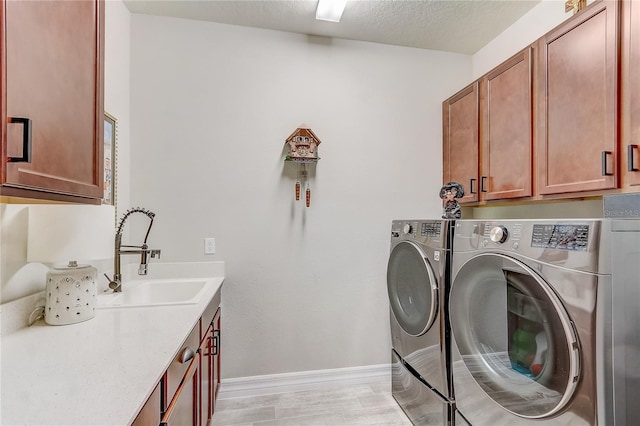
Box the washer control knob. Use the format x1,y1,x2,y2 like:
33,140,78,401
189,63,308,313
489,226,509,243
403,224,413,234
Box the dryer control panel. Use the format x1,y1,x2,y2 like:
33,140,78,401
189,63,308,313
482,222,523,250
531,224,589,251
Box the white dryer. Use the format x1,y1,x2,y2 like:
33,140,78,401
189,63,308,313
449,220,614,425
388,220,458,425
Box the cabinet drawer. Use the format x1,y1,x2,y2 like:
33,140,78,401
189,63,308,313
165,322,199,408
161,352,199,426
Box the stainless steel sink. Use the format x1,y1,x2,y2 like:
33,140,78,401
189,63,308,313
96,278,208,309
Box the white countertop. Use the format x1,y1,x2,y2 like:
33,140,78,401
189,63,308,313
0,263,224,426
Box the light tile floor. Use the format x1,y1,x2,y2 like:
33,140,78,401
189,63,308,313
212,381,413,425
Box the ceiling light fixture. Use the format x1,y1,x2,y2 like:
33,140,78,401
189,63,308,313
315,0,347,22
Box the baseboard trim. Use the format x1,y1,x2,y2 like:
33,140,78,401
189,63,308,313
218,363,391,400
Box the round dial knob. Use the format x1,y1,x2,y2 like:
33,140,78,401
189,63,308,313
403,224,413,234
489,226,509,243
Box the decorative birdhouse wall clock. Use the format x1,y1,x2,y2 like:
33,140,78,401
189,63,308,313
285,124,321,207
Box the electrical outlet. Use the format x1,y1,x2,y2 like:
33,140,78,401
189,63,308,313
204,237,216,255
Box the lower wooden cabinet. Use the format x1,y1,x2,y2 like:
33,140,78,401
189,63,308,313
212,311,221,412
200,323,214,424
133,288,222,426
132,383,162,426
200,291,222,426
199,309,221,425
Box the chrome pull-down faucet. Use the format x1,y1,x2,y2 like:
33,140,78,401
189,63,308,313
105,208,162,292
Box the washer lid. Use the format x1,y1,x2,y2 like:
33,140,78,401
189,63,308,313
387,241,439,337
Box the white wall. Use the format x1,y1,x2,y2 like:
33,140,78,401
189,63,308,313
129,15,470,378
0,204,49,302
472,0,569,79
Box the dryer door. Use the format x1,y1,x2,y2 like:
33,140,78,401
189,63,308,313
450,253,580,419
387,241,439,337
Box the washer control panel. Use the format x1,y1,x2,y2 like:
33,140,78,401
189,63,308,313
390,220,447,249
421,222,442,237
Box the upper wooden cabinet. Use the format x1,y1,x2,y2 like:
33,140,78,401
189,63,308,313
1,0,105,202
480,47,533,201
443,82,479,204
621,0,640,188
535,0,619,195
443,47,533,205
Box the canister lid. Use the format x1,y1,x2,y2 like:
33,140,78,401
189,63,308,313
52,260,92,270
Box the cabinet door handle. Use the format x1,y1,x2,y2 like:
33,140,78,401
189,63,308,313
480,176,488,192
213,329,220,356
628,145,639,172
469,178,476,194
601,151,613,176
177,347,196,364
204,336,212,357
7,117,32,163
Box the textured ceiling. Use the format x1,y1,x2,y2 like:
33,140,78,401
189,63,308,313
122,0,543,55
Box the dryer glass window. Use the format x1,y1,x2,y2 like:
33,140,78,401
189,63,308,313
387,241,438,337
449,254,580,419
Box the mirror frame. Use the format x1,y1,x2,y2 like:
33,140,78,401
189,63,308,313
103,112,117,209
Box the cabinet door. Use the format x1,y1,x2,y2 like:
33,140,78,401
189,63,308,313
161,353,200,426
443,82,479,204
1,0,104,200
621,0,640,188
212,309,221,407
536,0,618,195
199,323,214,426
480,47,533,201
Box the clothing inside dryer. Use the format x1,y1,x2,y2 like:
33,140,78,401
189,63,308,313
505,270,568,387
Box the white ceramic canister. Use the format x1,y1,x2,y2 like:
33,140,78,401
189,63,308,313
44,261,97,325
